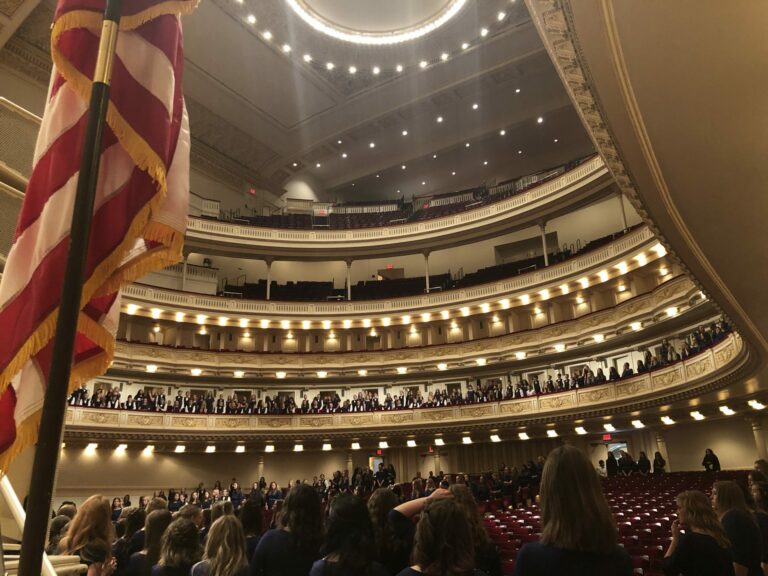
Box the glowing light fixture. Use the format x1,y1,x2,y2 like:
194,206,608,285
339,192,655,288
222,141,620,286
265,444,275,453
691,411,705,421
520,294,530,305
603,423,616,432
407,439,417,448
175,445,186,453
515,351,526,360
578,277,589,289
460,307,470,317
593,334,605,343
547,430,558,438
661,416,675,425
358,369,368,376
719,406,735,416
150,308,162,319
434,438,445,446
554,344,565,353
293,444,304,452
143,445,155,456
475,358,487,366
175,312,184,322
126,304,139,315
378,441,389,449
560,283,570,295
322,443,332,451
437,363,448,371
518,432,530,440
317,371,328,379
351,442,361,450
206,445,216,453
234,370,244,378
749,400,766,410
397,367,407,374
190,368,202,376
235,445,246,453
462,436,473,444
575,426,587,435
275,371,286,379
631,420,645,429
146,364,158,373
490,434,502,443
653,243,667,257
499,298,510,309
665,306,679,317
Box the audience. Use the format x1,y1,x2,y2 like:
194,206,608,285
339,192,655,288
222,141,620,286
154,519,203,576
513,445,632,575
450,484,502,576
712,481,763,576
250,483,323,576
125,510,173,576
59,495,116,575
662,490,734,576
192,515,249,576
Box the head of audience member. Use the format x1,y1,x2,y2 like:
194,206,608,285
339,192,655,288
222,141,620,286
59,495,115,563
239,499,263,538
269,481,278,492
123,507,147,541
57,502,77,520
539,445,617,554
748,470,767,488
146,497,169,514
320,493,378,574
177,504,203,529
279,483,323,555
675,490,730,548
449,483,490,549
158,518,203,571
211,500,234,523
112,497,124,511
201,515,248,576
46,515,71,555
367,488,404,561
752,481,768,512
712,480,750,518
412,498,474,576
141,510,173,576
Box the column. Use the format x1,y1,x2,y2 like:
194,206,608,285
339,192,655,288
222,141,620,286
125,317,133,342
752,418,768,460
181,253,189,291
617,192,628,231
175,326,181,348
425,325,433,346
257,455,264,480
433,451,441,475
219,330,226,351
346,452,354,475
655,431,671,472
265,259,273,301
346,260,353,301
424,252,431,293
539,222,549,266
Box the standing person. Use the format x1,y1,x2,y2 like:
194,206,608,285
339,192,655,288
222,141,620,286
310,493,388,576
662,491,734,576
60,495,117,576
653,451,667,474
239,499,264,560
704,449,722,472
152,518,203,576
125,510,173,576
606,452,618,477
192,515,249,576
367,488,410,576
514,445,632,576
450,484,502,576
637,452,651,476
712,481,762,576
250,483,323,576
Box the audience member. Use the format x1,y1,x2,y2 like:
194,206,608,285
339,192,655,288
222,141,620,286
514,445,632,576
662,490,734,576
606,452,618,477
450,484,502,576
192,515,249,576
153,518,203,576
60,495,116,576
127,498,169,557
367,488,409,575
250,483,323,576
712,481,763,576
46,514,71,555
239,499,264,560
703,449,722,472
637,452,651,475
114,508,146,576
654,451,667,474
125,510,173,576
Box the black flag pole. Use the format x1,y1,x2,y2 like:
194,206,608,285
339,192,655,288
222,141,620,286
18,1,122,574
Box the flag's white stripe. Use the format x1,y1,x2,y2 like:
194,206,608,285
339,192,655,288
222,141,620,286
0,144,135,310
33,83,89,167
10,359,45,424
116,31,176,118
150,103,189,232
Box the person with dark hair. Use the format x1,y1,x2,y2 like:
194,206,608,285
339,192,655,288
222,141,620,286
514,445,632,576
747,481,768,576
60,495,116,575
127,498,169,557
250,483,323,576
662,491,734,576
125,510,173,576
192,515,249,576
266,482,283,510
396,498,481,576
58,502,78,520
606,452,618,477
239,499,263,560
703,448,722,472
310,493,388,576
367,488,410,576
712,481,762,576
450,484,502,576
653,451,667,474
46,514,71,555
113,497,125,522
114,508,147,576
153,518,203,576
637,452,651,476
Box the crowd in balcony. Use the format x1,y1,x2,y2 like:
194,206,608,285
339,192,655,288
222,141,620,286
72,319,730,416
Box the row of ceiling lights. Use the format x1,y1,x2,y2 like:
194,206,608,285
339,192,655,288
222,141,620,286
125,244,668,329
236,2,511,77
74,401,765,455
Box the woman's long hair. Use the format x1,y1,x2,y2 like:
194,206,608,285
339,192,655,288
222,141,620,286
59,495,114,561
412,499,475,576
141,510,173,576
158,518,202,568
676,491,730,548
239,499,263,538
713,480,754,518
279,483,323,556
321,493,377,575
204,515,248,576
539,445,617,554
449,484,490,547
367,488,407,562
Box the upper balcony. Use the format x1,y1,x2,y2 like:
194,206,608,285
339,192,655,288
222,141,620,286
185,154,613,260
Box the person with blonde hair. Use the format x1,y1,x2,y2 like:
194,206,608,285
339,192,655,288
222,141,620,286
59,494,116,576
192,515,248,576
449,484,502,576
662,491,734,576
712,481,762,576
514,445,631,575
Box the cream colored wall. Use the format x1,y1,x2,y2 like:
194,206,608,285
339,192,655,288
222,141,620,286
0,65,46,116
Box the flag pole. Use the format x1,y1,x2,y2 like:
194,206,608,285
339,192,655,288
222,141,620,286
18,1,122,574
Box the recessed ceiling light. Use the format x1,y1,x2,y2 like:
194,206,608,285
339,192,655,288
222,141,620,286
302,53,312,62
397,189,401,194
396,64,403,72
451,171,456,175
326,61,335,70
498,11,506,21
246,14,256,24
262,30,272,40
372,66,380,75
472,103,479,110
554,138,559,143
282,44,291,53
436,116,444,123
517,150,522,154
575,426,587,435
351,183,356,187
515,88,521,93
402,130,408,136
435,438,445,446
432,154,438,159
499,129,506,136
369,142,375,148
441,52,449,61
461,42,469,49
480,27,489,37
401,165,406,170
537,116,544,123
348,65,357,74
315,162,321,168
337,139,342,144
483,160,488,165
419,60,428,68
341,153,347,158
376,174,380,178
292,161,298,167
465,142,470,148
421,181,426,185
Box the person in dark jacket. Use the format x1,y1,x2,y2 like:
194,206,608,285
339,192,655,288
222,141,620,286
712,481,762,576
653,451,667,474
637,452,651,476
703,448,722,472
606,452,619,477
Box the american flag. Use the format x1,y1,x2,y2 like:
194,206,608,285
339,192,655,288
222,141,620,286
0,0,197,471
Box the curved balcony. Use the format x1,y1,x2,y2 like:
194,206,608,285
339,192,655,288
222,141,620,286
66,332,747,440
185,155,612,260
113,275,704,379
124,225,656,323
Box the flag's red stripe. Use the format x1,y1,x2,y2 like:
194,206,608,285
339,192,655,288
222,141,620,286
55,0,195,20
